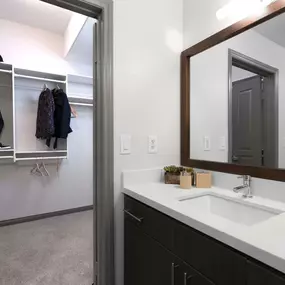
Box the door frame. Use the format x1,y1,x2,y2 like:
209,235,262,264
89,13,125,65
228,49,279,168
40,1,114,285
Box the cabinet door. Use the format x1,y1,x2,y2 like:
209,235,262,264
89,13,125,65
174,222,246,285
247,260,285,285
125,219,174,285
177,263,214,285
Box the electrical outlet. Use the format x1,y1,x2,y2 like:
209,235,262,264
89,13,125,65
148,135,158,154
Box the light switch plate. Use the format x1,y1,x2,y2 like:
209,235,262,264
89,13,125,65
219,136,226,150
203,136,211,151
120,135,131,155
148,135,158,154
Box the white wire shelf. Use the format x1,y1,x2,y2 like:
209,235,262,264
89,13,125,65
68,95,93,106
14,74,66,84
67,74,93,85
0,149,14,152
0,156,14,159
0,69,12,74
16,156,67,162
16,150,66,154
14,68,66,84
0,62,13,72
15,150,68,161
70,102,93,107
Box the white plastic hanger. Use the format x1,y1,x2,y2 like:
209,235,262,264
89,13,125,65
31,159,43,176
39,158,50,177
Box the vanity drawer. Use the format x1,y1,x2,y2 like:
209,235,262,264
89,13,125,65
173,222,247,285
124,195,174,250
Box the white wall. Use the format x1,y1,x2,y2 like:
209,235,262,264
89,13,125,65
64,13,87,57
183,0,237,49
0,19,91,76
0,18,93,220
113,0,182,284
232,66,256,82
0,19,66,74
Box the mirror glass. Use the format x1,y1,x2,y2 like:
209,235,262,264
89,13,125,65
190,12,285,169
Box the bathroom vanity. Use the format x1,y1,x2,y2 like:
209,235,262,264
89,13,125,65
123,2,285,284
123,182,285,285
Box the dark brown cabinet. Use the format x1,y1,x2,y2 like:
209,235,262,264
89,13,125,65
124,195,285,285
174,222,246,285
247,260,285,285
125,218,213,285
125,218,173,285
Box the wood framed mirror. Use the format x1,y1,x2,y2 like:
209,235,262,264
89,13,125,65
181,0,285,181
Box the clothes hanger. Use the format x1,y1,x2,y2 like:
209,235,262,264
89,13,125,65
39,158,50,177
43,83,48,91
31,159,43,176
70,106,77,118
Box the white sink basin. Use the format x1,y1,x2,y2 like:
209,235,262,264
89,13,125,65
179,193,283,226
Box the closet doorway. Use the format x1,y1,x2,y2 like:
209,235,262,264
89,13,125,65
0,1,113,285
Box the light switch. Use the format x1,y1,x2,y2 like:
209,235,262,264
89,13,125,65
203,136,211,151
148,135,158,154
219,136,226,150
120,135,131,155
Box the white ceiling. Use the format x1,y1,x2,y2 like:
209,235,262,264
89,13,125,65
66,18,96,65
0,0,73,35
254,13,285,49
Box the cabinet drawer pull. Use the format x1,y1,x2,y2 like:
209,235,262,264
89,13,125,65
171,263,179,285
184,273,193,285
124,209,144,223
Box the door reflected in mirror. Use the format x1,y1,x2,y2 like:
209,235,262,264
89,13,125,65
190,12,285,169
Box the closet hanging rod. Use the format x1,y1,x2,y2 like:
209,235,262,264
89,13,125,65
16,150,67,154
0,84,12,88
14,74,66,84
0,69,12,74
0,149,14,152
68,94,93,99
69,102,93,107
16,156,67,162
0,156,14,159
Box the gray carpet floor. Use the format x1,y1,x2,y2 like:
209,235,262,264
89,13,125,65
0,211,93,285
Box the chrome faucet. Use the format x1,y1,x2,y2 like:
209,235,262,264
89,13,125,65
233,175,252,198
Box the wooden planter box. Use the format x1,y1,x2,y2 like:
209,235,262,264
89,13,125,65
164,172,180,184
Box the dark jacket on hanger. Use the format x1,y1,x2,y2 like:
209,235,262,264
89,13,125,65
35,88,55,139
47,88,72,149
0,111,4,137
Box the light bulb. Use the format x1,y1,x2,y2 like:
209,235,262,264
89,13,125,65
216,0,275,21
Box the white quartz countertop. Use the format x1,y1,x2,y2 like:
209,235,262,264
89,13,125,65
123,182,285,274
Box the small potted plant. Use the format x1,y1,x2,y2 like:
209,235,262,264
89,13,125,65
164,165,193,185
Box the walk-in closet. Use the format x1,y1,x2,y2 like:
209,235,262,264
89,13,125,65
0,1,95,284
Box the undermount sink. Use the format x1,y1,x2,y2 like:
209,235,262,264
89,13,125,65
179,193,283,226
